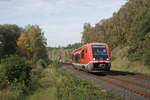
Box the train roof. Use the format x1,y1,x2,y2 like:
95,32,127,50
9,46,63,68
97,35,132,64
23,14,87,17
84,43,107,46
72,43,108,54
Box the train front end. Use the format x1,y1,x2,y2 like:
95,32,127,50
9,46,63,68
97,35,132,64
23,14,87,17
87,44,111,72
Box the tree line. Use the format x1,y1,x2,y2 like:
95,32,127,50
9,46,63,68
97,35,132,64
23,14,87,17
0,24,48,63
81,0,150,66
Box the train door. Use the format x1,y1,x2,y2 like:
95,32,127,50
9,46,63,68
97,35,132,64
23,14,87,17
80,49,84,64
84,48,87,64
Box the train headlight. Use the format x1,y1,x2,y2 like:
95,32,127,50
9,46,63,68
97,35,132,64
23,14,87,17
106,58,110,60
93,58,95,60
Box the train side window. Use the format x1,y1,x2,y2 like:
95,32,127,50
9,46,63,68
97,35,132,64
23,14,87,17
75,55,77,63
78,54,80,63
75,54,80,63
81,50,84,59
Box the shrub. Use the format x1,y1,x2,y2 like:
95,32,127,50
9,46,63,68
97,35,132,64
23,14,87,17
0,55,32,86
36,59,47,68
50,61,60,69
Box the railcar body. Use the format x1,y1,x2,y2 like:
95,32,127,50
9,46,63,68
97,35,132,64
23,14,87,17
72,43,111,72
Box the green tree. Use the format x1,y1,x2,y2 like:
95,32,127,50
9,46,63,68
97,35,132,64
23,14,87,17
26,25,48,63
0,24,21,57
82,23,92,44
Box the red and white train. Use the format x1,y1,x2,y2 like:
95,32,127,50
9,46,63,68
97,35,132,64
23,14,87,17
72,43,111,72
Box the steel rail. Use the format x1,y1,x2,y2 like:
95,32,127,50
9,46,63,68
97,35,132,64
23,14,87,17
131,74,150,81
107,76,150,89
70,67,150,98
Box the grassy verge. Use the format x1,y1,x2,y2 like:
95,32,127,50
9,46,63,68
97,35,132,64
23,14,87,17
25,62,121,100
111,46,150,74
0,61,121,100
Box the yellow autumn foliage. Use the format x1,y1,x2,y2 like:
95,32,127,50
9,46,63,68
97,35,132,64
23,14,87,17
17,33,30,57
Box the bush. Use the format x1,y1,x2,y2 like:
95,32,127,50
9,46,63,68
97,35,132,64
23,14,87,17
50,61,60,69
0,55,32,86
36,59,47,68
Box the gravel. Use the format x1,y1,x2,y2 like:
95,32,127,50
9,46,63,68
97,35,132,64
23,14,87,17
61,64,150,100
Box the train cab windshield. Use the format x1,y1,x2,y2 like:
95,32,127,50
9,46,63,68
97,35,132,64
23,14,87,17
92,45,108,60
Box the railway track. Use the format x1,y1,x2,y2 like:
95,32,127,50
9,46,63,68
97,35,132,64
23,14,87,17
131,74,150,81
107,75,150,89
69,66,150,99
108,70,150,81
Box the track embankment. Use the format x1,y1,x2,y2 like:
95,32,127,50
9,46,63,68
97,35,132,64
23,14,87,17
61,64,150,100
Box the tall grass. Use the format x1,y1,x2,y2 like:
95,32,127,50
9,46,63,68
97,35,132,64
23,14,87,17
26,61,121,100
57,72,120,100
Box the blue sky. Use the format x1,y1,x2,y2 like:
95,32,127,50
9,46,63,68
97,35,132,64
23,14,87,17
0,0,127,47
